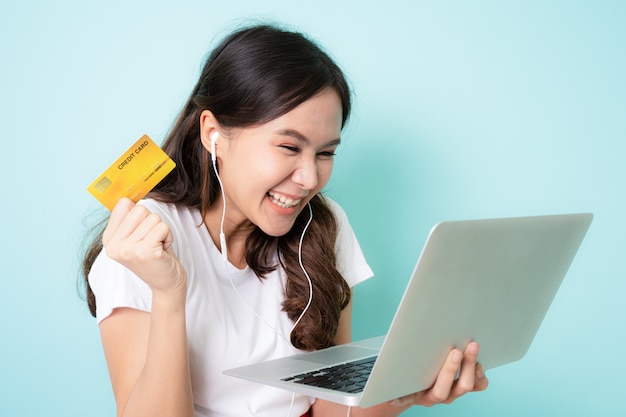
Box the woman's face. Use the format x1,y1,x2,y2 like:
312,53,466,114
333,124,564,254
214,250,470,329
214,87,343,237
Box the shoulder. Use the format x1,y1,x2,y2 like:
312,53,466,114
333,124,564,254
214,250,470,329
320,196,350,226
320,196,352,248
321,196,356,246
322,195,342,213
321,195,374,286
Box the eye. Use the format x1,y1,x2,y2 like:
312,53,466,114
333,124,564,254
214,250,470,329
317,150,337,160
279,145,300,153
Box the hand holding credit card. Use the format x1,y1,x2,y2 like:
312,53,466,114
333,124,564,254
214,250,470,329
87,135,176,210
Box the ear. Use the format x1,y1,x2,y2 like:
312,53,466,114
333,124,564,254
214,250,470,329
199,110,222,156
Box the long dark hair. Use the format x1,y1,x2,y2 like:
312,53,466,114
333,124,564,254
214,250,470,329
82,24,352,351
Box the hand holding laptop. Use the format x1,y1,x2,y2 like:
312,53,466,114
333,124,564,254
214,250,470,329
391,341,488,409
310,341,488,415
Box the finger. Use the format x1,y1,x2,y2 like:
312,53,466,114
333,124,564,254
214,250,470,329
448,342,480,400
103,198,135,245
415,348,463,406
143,221,173,253
461,343,490,392
162,226,175,251
125,212,163,243
473,362,489,392
107,204,154,244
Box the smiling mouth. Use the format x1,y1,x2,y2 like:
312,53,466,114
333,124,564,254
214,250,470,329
268,191,302,209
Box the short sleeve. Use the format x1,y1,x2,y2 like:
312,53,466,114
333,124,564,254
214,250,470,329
88,249,152,324
326,198,374,288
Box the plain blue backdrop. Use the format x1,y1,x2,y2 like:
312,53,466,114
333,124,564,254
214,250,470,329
1,1,624,416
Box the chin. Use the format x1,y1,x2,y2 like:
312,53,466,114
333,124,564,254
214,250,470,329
260,226,294,238
257,217,298,238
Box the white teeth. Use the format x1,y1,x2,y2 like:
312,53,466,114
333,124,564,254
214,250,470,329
268,192,301,208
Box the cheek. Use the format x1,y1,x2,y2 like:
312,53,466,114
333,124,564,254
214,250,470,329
228,148,272,180
244,155,288,189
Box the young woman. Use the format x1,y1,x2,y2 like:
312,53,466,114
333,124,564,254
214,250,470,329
82,24,487,417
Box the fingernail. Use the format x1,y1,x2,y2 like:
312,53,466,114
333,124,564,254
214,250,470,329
468,342,479,355
452,351,463,364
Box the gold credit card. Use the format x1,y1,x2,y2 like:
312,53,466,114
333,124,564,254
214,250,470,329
87,135,176,210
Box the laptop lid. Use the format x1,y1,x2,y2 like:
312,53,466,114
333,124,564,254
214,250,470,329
225,213,593,408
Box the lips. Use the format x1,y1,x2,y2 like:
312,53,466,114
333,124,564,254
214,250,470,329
268,191,302,209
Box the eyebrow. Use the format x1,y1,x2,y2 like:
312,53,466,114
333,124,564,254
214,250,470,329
277,129,341,147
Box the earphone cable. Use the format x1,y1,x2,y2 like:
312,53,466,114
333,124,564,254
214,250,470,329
290,202,314,336
213,157,315,415
211,154,228,262
213,153,314,341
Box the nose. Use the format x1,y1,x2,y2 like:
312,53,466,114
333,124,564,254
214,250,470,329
292,157,318,190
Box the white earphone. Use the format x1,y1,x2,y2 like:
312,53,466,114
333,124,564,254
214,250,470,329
210,131,219,163
209,130,227,261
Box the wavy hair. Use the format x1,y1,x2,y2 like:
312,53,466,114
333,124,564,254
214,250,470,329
82,24,352,351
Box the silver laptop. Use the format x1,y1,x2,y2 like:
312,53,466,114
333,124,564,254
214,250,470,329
224,213,593,408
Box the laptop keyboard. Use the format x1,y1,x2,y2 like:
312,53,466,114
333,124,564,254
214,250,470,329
281,356,377,393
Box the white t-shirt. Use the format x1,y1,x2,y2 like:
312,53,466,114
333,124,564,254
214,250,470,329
89,197,373,417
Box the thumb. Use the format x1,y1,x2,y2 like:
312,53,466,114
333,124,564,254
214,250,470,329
162,228,175,252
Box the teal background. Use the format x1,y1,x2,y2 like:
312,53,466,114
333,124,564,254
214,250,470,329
1,1,624,416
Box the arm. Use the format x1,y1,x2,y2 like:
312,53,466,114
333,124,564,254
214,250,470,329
310,302,488,417
99,198,194,417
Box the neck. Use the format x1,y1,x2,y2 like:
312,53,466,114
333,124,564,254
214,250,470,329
203,201,253,268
